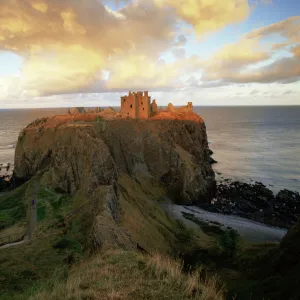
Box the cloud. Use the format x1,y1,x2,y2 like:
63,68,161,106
210,57,300,84
283,90,294,95
0,0,177,96
154,0,250,35
174,35,187,46
250,89,259,95
102,54,184,91
200,16,300,85
0,0,252,97
245,16,300,43
172,48,185,59
0,0,299,102
291,44,300,58
271,43,289,51
200,37,270,82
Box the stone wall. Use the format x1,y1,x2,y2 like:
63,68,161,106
138,92,151,119
167,102,193,113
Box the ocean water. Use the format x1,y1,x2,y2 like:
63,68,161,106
194,106,300,193
0,106,299,193
0,108,68,175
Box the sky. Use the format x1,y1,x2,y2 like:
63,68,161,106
0,0,299,108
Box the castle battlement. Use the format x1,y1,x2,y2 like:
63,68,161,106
120,91,193,119
120,90,156,119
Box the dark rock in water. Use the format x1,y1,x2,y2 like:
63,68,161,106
197,180,300,229
0,173,25,192
209,157,218,164
208,149,214,155
0,175,10,191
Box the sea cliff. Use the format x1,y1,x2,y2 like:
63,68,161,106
14,112,215,205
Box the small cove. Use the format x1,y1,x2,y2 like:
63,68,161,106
162,204,288,243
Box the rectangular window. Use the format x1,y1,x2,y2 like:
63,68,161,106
130,105,132,108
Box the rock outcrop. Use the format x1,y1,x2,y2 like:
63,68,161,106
198,180,300,228
14,113,215,205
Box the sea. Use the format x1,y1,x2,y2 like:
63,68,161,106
0,106,299,193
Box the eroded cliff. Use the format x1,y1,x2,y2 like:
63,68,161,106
14,114,215,205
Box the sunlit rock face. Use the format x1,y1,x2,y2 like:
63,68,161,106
14,112,215,204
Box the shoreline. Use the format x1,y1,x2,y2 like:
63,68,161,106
198,178,300,229
161,203,287,243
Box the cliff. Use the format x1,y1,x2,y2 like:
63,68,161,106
14,112,215,205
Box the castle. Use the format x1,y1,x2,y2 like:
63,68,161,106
120,91,193,118
167,102,193,114
120,91,157,119
67,91,193,119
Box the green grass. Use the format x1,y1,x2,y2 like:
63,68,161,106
0,225,70,299
0,185,84,299
0,183,29,229
35,187,72,223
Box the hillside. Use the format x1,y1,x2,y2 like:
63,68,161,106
2,112,300,299
0,112,225,299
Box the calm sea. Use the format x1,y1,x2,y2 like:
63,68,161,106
0,106,299,193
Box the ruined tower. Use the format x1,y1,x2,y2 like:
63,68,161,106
120,91,152,118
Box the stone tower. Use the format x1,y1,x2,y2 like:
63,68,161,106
120,91,152,118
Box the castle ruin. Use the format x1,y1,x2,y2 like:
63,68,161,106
68,91,193,119
120,91,157,119
167,102,193,113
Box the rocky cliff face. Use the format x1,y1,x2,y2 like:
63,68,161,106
14,114,215,205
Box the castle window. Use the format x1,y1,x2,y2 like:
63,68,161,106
123,99,126,102
143,108,144,110
141,101,143,105
130,105,132,108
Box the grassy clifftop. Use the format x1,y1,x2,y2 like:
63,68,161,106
0,174,224,300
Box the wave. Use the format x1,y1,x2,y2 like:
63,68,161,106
0,144,15,150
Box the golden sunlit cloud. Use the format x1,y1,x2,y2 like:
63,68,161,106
154,0,250,34
0,0,299,99
29,0,48,13
199,15,300,85
22,45,104,96
105,54,183,90
291,45,300,58
0,0,176,95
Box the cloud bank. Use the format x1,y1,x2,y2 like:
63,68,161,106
0,0,299,104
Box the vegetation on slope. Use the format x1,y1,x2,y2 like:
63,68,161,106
0,183,29,229
0,177,225,300
2,171,299,300
28,250,224,300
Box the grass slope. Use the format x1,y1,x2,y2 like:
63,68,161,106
28,250,224,300
0,178,225,300
0,183,29,229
